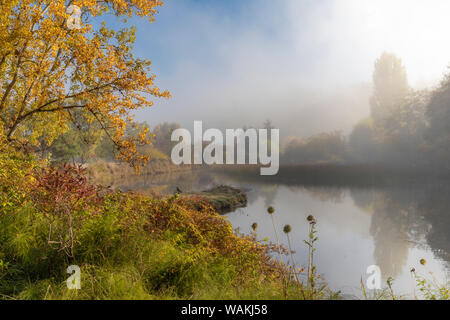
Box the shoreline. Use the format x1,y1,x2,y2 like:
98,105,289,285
208,163,448,187
183,185,248,214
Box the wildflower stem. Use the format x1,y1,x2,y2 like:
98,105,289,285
270,214,284,265
286,233,300,284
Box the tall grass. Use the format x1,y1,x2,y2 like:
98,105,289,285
0,155,330,300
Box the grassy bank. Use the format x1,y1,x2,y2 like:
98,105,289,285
0,152,330,300
183,185,248,214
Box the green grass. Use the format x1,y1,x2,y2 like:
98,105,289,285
0,201,321,300
0,154,330,300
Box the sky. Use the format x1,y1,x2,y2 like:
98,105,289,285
106,0,450,139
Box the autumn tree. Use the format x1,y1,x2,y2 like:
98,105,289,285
0,0,170,168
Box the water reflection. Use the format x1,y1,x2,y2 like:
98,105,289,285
115,170,217,195
117,170,450,296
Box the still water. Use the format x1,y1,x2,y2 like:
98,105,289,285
118,169,450,298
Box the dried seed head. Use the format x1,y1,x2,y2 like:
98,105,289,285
307,215,315,222
267,206,275,214
283,224,292,234
420,258,427,266
251,222,258,231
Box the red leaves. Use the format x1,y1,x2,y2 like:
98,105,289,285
33,163,106,210
32,163,107,213
31,163,110,258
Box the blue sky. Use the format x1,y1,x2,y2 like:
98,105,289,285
100,0,450,138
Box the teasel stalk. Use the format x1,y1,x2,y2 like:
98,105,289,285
283,224,299,284
267,206,285,266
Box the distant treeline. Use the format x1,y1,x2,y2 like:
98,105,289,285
46,53,450,173
281,52,450,172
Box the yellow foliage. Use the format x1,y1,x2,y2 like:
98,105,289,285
0,0,170,169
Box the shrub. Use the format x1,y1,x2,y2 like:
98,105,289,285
31,164,107,258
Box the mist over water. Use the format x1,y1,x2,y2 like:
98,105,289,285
134,0,450,140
